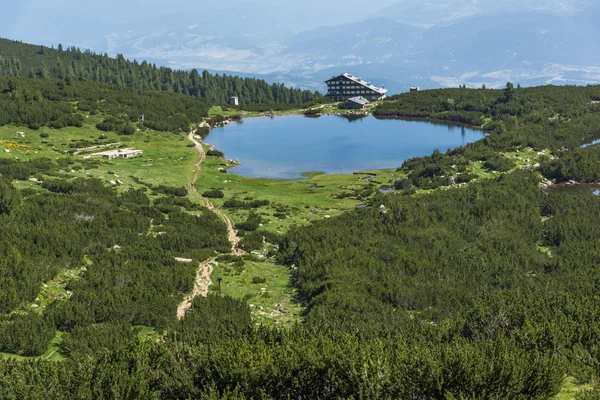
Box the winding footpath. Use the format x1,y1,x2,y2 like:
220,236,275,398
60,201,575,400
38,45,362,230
176,127,243,319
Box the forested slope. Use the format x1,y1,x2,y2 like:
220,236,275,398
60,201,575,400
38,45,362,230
375,84,600,190
2,70,600,398
2,170,598,399
0,76,210,133
0,157,230,358
0,38,322,106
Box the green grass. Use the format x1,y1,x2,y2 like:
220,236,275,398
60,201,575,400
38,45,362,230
9,257,91,316
537,243,553,257
197,143,400,233
0,116,198,191
0,331,65,362
448,147,550,185
209,256,303,327
136,325,161,342
551,376,595,399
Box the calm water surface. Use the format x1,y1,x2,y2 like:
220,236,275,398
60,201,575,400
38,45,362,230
205,115,485,179
547,184,600,196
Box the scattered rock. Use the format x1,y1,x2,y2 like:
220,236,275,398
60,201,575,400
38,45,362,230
75,214,95,222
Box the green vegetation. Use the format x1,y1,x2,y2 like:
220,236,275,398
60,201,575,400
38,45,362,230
210,258,302,326
377,84,600,190
3,43,600,398
0,76,210,133
195,143,398,234
0,38,323,108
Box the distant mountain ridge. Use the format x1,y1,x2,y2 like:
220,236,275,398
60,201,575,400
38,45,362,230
369,0,592,27
95,2,600,94
3,1,598,94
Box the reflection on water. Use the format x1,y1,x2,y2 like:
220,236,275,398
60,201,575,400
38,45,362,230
547,184,600,196
206,115,485,179
581,139,600,148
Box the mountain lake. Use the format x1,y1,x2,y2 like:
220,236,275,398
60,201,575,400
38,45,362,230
205,115,486,179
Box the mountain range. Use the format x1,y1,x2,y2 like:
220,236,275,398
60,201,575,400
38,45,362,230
3,0,599,93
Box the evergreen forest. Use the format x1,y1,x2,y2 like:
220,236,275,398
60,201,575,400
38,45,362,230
2,45,600,398
0,38,323,108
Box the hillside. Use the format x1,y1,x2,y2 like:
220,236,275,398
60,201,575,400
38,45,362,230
5,1,600,93
2,45,600,396
0,38,323,107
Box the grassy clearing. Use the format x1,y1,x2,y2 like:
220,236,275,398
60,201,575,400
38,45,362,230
465,148,548,181
196,143,399,233
552,376,595,399
0,115,197,192
136,325,161,342
0,331,65,362
209,256,303,326
10,261,88,317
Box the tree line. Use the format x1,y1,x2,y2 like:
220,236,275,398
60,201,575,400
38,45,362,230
375,84,600,190
0,76,211,133
0,38,323,107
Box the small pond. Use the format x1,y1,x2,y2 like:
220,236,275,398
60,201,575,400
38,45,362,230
546,184,600,196
205,115,485,179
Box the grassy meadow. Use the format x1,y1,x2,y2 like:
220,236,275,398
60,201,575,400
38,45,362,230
0,107,554,328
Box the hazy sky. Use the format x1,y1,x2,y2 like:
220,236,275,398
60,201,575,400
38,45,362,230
2,0,400,48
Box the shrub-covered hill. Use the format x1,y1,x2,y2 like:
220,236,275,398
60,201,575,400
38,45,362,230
3,170,600,399
0,38,323,107
0,157,230,358
376,84,600,150
375,84,600,190
0,76,210,133
2,76,600,398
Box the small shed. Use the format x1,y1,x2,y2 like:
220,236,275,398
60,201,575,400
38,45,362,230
229,96,239,106
89,148,143,160
410,86,420,92
343,96,370,110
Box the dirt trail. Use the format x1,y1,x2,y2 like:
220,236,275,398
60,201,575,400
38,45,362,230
176,258,215,319
187,129,242,253
177,127,244,319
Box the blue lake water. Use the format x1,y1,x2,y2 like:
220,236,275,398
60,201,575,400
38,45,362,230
547,184,600,196
205,115,485,179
